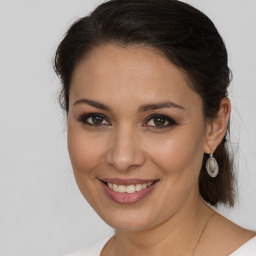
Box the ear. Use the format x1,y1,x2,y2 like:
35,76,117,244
204,97,231,154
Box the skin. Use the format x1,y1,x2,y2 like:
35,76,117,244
67,44,255,256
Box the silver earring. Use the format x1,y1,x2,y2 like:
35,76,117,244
206,153,219,178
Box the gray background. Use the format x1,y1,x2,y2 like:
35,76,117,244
0,0,255,255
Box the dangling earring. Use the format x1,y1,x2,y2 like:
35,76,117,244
206,153,219,178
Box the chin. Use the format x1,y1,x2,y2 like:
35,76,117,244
104,215,152,231
93,205,160,232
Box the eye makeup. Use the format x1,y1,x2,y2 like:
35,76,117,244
77,112,178,129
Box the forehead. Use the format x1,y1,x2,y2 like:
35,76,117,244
70,44,201,111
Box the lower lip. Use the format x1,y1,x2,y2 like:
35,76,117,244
101,181,158,204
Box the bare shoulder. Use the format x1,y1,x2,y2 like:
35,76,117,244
212,213,255,240
198,211,255,256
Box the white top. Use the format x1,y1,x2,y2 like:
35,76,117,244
64,235,256,256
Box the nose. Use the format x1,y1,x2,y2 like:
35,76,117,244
106,125,146,171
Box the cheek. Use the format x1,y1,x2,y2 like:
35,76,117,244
67,126,106,177
145,127,206,178
67,125,110,208
139,129,206,221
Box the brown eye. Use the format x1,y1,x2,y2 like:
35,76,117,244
153,117,166,127
144,114,177,129
91,115,104,124
78,113,110,126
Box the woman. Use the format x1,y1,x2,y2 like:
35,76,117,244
54,0,256,255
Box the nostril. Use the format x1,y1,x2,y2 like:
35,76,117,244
106,149,146,171
105,134,146,171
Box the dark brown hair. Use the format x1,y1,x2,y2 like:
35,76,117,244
54,0,235,206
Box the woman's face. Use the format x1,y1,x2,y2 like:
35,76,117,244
68,44,210,231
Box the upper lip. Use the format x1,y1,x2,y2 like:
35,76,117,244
100,178,159,186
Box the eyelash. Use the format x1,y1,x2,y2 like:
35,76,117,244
77,113,178,129
144,114,177,129
77,113,110,127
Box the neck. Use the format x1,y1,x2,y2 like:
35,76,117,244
111,195,214,256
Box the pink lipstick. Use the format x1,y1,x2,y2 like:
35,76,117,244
100,178,159,204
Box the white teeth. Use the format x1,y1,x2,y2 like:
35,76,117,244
113,184,118,192
142,183,147,189
106,182,154,193
108,183,113,189
118,185,126,193
135,184,143,192
126,185,136,193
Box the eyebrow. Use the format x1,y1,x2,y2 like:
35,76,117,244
73,98,111,111
138,101,185,112
73,98,185,112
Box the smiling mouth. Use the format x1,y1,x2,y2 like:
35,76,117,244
100,179,159,204
104,181,155,193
